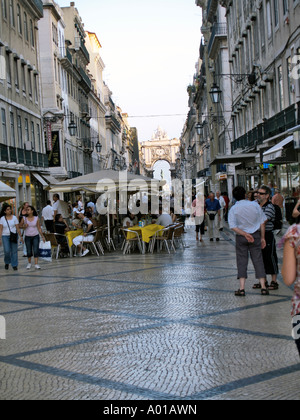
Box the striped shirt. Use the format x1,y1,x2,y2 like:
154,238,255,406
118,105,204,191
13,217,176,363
262,201,275,231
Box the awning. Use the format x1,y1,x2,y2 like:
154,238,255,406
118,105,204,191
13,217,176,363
0,181,16,202
263,135,294,163
32,173,49,189
210,153,257,165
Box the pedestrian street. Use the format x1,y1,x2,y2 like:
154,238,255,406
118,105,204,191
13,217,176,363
0,226,299,400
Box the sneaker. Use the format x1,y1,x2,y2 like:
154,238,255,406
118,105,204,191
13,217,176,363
81,249,89,257
13,267,18,271
35,265,41,270
5,264,9,270
26,263,31,270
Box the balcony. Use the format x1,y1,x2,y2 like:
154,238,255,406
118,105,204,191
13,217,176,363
29,0,44,18
75,37,90,62
208,23,227,58
0,144,48,168
79,67,92,92
232,103,298,153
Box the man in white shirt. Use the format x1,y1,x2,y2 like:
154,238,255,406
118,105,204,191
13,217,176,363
155,208,173,227
216,191,226,231
229,186,268,297
41,201,54,233
52,194,71,226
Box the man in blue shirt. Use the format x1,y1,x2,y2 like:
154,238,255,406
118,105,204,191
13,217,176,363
205,192,221,241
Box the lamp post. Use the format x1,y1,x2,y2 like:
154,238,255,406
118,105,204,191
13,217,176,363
95,141,102,154
68,120,77,137
209,83,222,104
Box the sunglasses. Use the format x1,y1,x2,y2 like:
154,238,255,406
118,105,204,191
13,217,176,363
257,192,266,195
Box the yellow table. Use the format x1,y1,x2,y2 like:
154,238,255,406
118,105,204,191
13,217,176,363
127,224,164,246
66,229,83,248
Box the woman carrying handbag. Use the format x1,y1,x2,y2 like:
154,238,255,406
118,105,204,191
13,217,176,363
0,204,24,271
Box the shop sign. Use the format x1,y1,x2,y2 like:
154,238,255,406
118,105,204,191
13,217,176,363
46,121,52,151
18,174,31,184
47,131,61,167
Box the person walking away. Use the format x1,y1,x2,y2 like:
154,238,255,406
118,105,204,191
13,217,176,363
216,191,226,231
256,185,279,291
222,192,230,222
228,186,268,296
21,205,45,270
41,200,54,233
192,193,205,241
281,223,300,357
205,192,221,241
0,204,24,271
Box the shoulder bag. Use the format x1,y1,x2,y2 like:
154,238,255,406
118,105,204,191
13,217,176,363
5,217,18,244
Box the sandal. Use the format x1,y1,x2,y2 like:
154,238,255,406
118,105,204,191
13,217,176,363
235,289,246,297
261,288,270,296
268,281,279,290
253,281,269,290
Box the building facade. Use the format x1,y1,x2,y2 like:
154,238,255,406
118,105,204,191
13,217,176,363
186,0,300,196
0,0,47,213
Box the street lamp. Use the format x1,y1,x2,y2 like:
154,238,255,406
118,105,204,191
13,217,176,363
68,120,77,137
209,83,222,104
187,145,193,156
195,123,202,135
95,141,102,154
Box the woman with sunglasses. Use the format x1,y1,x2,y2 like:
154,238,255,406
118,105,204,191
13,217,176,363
0,204,24,271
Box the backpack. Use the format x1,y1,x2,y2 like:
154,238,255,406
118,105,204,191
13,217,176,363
273,204,283,230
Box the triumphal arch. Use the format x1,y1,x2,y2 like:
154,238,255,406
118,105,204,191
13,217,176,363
139,127,180,178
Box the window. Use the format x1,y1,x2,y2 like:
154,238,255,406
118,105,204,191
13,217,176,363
17,3,22,34
283,0,288,14
23,12,28,42
28,69,32,98
36,123,40,152
14,58,19,89
9,0,14,27
259,5,265,49
10,112,15,147
274,0,279,26
278,65,284,110
34,74,38,103
1,108,7,145
266,1,272,39
287,56,293,105
17,115,22,147
6,51,11,86
29,19,34,47
21,64,26,93
2,0,7,20
31,121,35,150
24,118,29,143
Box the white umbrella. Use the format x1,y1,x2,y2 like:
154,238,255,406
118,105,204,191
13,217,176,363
0,181,16,203
49,170,165,244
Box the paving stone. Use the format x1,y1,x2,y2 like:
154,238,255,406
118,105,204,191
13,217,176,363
0,226,299,400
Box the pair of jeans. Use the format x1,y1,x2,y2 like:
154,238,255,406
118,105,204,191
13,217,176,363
2,235,18,268
25,235,40,258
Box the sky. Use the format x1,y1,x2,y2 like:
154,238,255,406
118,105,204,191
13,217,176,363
58,0,202,142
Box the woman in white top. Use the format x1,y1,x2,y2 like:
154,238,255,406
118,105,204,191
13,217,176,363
0,204,23,271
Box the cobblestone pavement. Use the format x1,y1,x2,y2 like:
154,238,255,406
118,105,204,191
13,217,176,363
0,224,299,400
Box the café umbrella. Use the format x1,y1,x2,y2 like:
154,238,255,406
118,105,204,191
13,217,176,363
49,170,166,243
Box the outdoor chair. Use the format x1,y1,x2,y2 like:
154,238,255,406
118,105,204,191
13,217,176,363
79,229,105,256
121,228,143,255
171,223,185,250
44,233,71,259
149,226,175,254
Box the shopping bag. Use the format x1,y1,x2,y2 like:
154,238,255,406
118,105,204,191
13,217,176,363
39,241,52,262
